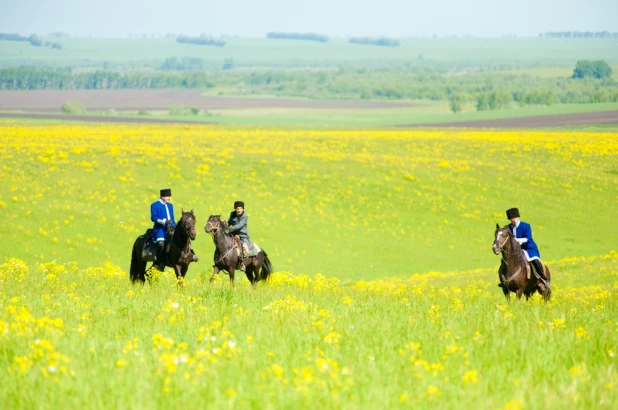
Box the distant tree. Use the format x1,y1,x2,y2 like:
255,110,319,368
572,60,612,79
222,58,234,70
51,42,63,50
448,93,466,113
29,34,43,47
177,35,225,47
61,101,87,115
267,32,329,42
349,37,400,47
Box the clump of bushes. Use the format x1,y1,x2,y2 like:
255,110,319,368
169,106,201,116
61,101,87,115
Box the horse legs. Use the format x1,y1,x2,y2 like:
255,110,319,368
174,265,185,286
516,288,524,300
209,266,220,283
245,259,257,288
229,268,235,286
502,286,511,302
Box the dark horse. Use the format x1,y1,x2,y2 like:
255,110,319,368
204,215,273,287
130,209,198,284
492,224,551,302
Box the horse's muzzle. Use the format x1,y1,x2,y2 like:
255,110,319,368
492,245,501,255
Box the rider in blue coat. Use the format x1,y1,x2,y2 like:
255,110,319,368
506,207,548,284
151,188,176,271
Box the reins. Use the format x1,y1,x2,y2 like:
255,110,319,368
207,220,236,263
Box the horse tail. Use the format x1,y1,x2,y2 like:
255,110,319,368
130,235,146,284
260,250,274,282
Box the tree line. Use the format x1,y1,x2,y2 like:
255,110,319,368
0,33,62,49
349,37,400,47
2,66,616,109
0,67,213,90
540,31,618,38
176,35,225,47
266,32,329,42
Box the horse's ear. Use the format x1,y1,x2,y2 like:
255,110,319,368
190,208,194,214
181,207,184,213
496,223,500,230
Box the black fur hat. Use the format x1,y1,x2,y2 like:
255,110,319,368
506,208,520,219
160,188,172,197
234,201,244,209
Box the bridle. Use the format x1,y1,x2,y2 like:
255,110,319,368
206,217,236,263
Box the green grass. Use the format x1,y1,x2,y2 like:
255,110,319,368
0,119,617,409
2,37,618,68
0,122,616,280
0,252,616,409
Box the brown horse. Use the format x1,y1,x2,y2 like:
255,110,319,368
204,215,273,287
492,224,551,302
130,209,198,284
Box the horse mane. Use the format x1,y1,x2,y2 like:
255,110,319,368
503,226,528,270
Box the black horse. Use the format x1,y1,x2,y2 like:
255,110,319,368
204,215,273,287
492,224,551,302
130,209,198,284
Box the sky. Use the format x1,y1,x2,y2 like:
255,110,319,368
2,0,618,38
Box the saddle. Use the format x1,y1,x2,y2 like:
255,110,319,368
231,235,260,258
140,229,157,262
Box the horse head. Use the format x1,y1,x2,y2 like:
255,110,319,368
205,215,223,236
180,208,197,240
492,223,512,255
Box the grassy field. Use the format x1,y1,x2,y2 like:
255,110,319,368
167,102,618,127
2,37,618,68
0,120,617,408
4,101,618,127
0,251,617,408
1,121,616,279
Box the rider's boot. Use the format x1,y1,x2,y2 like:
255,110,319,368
239,243,247,272
532,260,549,287
497,260,507,289
156,241,166,272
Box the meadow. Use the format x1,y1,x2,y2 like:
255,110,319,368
1,121,617,277
2,37,618,69
0,121,617,408
0,252,616,408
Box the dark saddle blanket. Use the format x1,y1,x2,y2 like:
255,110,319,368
140,229,157,262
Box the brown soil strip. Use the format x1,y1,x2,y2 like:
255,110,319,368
410,111,618,128
0,90,420,111
0,113,209,125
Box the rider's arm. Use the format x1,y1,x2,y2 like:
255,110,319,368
169,204,177,228
151,202,167,225
228,213,247,233
518,223,533,245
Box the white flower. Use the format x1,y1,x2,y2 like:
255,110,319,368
48,366,57,373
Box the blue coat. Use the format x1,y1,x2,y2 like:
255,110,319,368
151,199,176,241
508,221,540,260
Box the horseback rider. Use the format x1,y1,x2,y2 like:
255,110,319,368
227,200,253,272
506,207,549,285
151,188,176,271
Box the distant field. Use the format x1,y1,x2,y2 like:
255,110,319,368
1,37,617,68
1,90,617,127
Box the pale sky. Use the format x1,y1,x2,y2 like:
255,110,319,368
2,0,617,38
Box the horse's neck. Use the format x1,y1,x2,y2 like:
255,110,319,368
213,231,233,252
503,237,521,261
173,223,189,247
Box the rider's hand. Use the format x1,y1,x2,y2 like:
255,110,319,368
515,238,525,244
157,219,167,225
